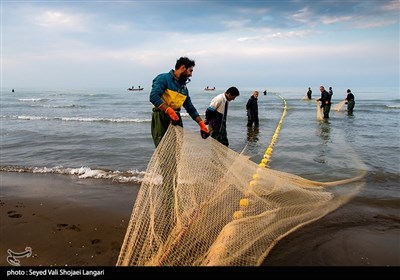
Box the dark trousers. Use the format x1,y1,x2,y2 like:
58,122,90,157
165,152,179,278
151,110,182,147
347,100,355,115
209,121,229,147
247,111,259,127
322,104,331,118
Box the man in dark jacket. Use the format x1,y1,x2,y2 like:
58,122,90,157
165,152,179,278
345,89,355,115
317,86,331,119
307,87,312,99
246,91,259,127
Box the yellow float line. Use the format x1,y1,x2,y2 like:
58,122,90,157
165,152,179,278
258,94,287,168
234,93,287,220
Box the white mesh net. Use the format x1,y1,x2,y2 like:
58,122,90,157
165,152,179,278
117,122,365,266
316,101,324,120
333,100,346,111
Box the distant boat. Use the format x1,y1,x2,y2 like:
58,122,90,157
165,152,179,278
128,86,144,91
204,86,216,91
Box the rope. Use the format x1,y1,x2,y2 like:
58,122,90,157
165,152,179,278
233,93,287,220
258,93,287,168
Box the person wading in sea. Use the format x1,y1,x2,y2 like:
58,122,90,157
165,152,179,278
149,56,209,147
205,86,240,147
246,90,259,127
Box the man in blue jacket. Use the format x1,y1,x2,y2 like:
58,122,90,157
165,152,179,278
149,57,209,147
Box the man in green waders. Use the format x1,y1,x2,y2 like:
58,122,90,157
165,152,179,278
149,57,209,247
150,56,209,146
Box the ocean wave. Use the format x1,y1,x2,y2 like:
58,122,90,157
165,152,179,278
0,165,146,184
1,115,151,123
16,115,51,121
33,104,88,108
18,98,49,102
386,105,400,109
55,116,150,123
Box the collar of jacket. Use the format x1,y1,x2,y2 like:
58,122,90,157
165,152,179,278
170,70,188,86
169,70,188,93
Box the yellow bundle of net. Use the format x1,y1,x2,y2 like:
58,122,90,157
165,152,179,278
117,122,365,266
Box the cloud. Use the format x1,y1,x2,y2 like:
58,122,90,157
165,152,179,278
353,19,398,29
290,6,313,24
321,16,353,25
237,29,313,42
34,10,90,32
381,0,400,11
2,0,398,88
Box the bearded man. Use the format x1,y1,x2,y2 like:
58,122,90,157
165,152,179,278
149,57,209,147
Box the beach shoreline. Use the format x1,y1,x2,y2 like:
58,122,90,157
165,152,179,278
1,172,399,267
0,172,138,266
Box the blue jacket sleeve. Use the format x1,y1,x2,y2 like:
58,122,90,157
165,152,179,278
149,74,167,108
183,95,200,120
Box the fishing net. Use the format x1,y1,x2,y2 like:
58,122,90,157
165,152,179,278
117,119,366,266
316,101,324,120
333,100,346,111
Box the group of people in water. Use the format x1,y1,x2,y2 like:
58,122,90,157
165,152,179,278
307,86,356,118
148,56,357,150
149,56,262,148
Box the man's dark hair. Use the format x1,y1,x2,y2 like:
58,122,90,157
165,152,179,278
175,57,195,70
226,86,240,96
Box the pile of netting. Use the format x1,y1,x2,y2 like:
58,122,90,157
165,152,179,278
117,125,365,266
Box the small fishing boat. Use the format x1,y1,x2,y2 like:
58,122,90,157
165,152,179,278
204,86,216,91
128,86,144,91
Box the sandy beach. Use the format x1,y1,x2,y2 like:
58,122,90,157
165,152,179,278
0,172,138,266
1,171,399,267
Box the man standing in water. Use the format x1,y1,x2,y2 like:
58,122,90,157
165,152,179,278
317,86,331,119
307,87,312,99
149,56,209,147
149,57,210,242
205,86,240,146
328,86,334,98
345,89,355,115
246,90,259,127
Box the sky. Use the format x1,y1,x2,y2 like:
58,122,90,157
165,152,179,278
1,0,399,89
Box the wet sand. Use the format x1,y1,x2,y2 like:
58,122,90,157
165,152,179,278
1,172,399,267
265,200,400,266
0,172,138,266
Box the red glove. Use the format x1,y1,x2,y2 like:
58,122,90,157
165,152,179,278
199,121,210,139
165,107,180,125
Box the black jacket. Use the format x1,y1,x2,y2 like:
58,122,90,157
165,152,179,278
246,96,258,117
319,90,331,107
346,93,355,101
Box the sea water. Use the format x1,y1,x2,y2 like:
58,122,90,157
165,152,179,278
1,86,399,203
2,85,399,266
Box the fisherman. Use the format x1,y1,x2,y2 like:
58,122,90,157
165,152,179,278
345,89,355,115
307,87,312,99
205,87,240,146
317,86,331,119
149,56,209,147
246,90,259,127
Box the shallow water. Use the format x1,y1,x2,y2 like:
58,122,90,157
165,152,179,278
1,86,399,190
1,86,399,265
0,88,400,265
